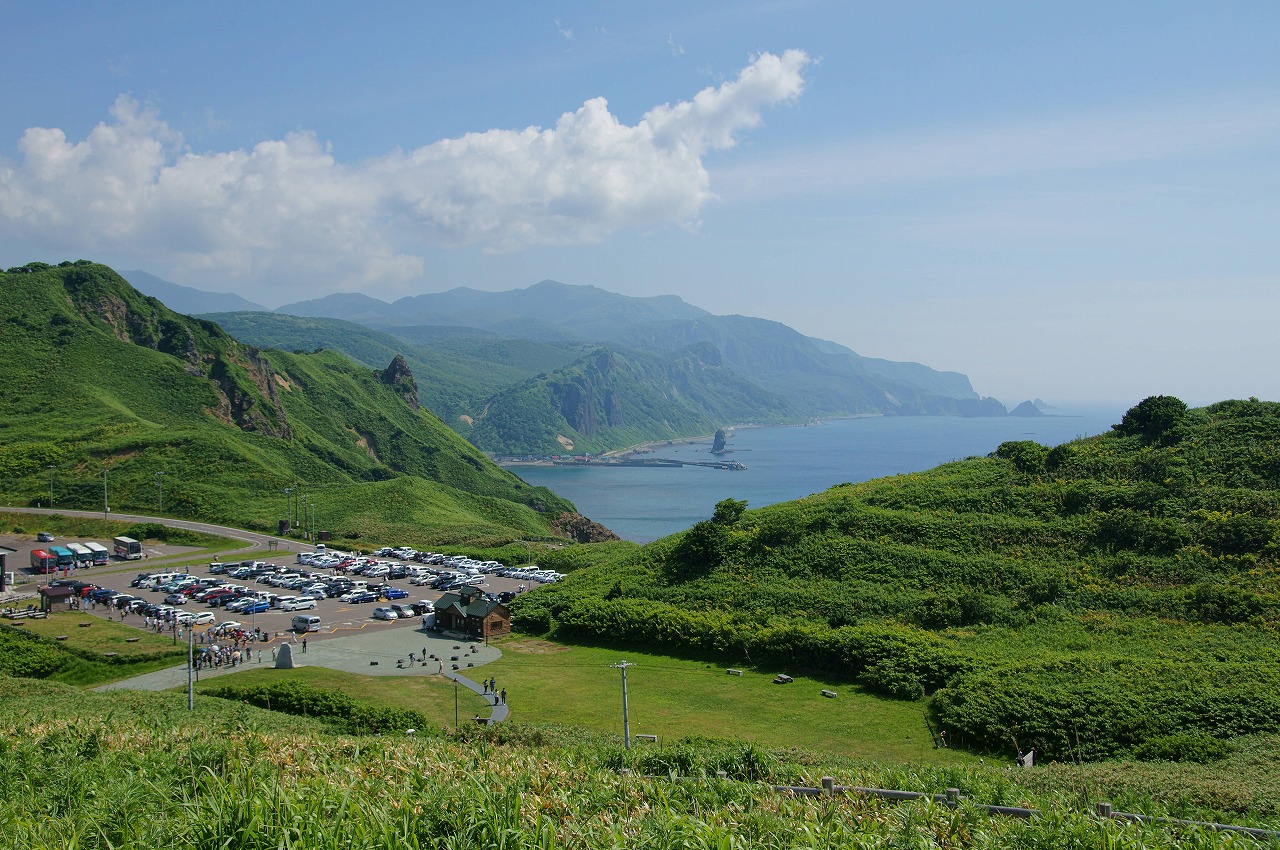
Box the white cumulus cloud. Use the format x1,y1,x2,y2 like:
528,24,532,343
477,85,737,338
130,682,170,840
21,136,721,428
0,50,808,290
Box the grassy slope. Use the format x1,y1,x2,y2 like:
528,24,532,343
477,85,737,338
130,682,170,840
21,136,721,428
0,263,573,546
509,399,1280,761
3,679,1279,846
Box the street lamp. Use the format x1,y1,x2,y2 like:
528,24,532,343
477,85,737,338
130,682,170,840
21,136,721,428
284,486,294,531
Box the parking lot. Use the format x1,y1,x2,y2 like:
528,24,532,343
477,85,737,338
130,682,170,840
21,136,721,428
59,547,560,642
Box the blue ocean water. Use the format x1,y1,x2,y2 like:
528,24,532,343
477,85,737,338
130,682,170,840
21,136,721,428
515,407,1125,543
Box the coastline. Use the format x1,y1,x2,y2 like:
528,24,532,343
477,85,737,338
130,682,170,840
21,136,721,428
497,415,889,467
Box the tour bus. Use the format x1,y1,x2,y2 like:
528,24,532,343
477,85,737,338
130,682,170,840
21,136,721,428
113,536,143,560
49,546,76,570
66,543,93,568
30,549,56,573
83,541,110,566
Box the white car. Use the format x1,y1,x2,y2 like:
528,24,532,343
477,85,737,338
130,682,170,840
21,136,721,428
371,606,399,621
280,597,317,612
213,621,242,631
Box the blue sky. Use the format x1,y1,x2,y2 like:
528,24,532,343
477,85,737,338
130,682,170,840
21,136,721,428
1,1,1276,407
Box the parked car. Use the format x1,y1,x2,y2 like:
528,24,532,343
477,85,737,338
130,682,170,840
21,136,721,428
382,586,409,600
280,597,316,612
371,606,399,621
349,591,377,604
164,593,189,605
36,531,55,542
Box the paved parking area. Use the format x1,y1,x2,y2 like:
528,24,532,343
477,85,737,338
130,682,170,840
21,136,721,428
88,550,534,642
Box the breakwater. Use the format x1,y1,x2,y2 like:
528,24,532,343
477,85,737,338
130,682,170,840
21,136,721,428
553,457,746,470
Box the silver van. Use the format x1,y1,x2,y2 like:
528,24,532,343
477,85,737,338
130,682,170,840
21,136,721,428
291,614,321,632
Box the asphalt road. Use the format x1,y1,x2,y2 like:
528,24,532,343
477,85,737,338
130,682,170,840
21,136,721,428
0,506,290,563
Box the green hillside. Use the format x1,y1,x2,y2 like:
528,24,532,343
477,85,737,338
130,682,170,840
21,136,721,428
512,397,1280,762
203,311,580,430
466,345,795,455
0,261,573,544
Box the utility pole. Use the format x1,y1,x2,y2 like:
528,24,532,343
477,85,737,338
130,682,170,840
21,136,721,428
187,624,195,710
47,465,54,507
157,471,165,513
102,465,108,519
612,661,634,749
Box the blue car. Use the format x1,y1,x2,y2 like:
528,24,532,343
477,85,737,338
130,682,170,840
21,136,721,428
382,587,409,599
241,599,270,614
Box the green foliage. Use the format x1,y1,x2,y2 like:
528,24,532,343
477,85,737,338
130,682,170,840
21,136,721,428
203,679,435,736
0,625,68,678
994,439,1050,474
1115,395,1190,444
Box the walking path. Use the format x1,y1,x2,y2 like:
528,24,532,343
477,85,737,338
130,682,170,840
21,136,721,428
95,626,512,723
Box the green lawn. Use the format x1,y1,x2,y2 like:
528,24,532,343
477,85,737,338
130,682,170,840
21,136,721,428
19,611,182,657
196,635,976,764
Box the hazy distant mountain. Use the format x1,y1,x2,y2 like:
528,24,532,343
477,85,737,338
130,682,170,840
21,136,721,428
269,291,401,324
121,269,269,314
275,280,710,340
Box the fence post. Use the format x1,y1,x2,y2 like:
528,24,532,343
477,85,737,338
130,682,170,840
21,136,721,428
1096,802,1113,818
822,777,835,796
947,788,960,804
716,771,727,780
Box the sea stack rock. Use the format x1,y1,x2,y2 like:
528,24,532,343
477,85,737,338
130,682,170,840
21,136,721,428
1009,400,1046,417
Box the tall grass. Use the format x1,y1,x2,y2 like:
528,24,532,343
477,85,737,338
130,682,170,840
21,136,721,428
1,680,1275,848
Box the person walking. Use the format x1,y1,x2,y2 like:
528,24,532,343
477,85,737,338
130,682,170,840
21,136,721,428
302,637,307,653
500,688,506,705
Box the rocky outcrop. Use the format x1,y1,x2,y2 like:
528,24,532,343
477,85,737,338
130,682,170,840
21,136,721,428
1009,400,1046,417
380,355,421,410
552,512,620,543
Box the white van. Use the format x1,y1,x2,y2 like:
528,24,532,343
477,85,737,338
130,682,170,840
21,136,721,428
291,614,321,632
139,572,180,589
